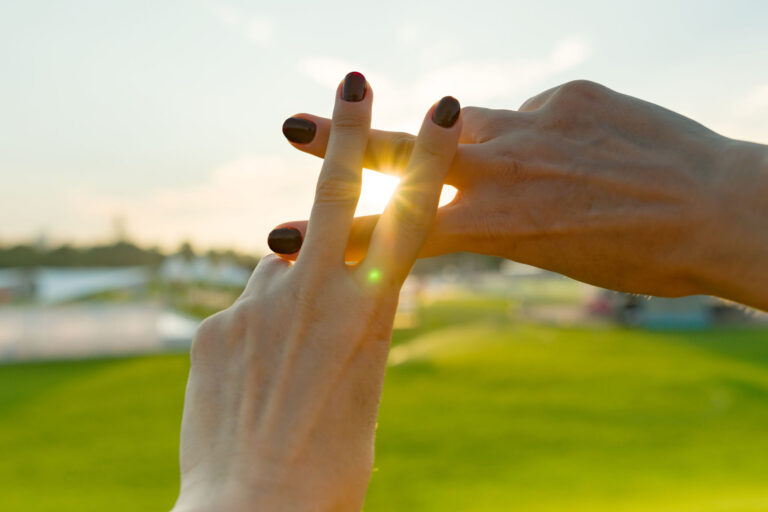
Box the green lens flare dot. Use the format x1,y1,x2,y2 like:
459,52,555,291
367,268,382,284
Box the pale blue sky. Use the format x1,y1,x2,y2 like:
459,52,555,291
1,0,767,251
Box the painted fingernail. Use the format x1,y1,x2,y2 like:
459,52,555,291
267,228,302,254
341,71,366,102
432,96,461,128
282,117,316,144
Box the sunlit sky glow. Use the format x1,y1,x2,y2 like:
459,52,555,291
1,0,767,253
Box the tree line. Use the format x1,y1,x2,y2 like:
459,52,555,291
0,240,503,274
0,241,260,269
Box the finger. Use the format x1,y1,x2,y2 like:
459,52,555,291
296,71,372,268
281,111,523,186
241,254,291,297
270,215,376,263
270,209,458,263
283,113,418,178
358,96,462,286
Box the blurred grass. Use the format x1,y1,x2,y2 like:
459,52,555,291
1,296,768,511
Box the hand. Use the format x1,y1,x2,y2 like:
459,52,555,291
171,73,462,512
274,80,768,310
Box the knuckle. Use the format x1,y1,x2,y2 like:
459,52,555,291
190,311,226,363
415,137,445,161
519,94,541,111
554,80,605,104
227,299,258,337
315,172,360,205
461,106,485,119
539,81,606,129
332,115,365,131
257,253,281,267
388,134,415,168
253,254,285,277
190,298,264,364
461,106,502,143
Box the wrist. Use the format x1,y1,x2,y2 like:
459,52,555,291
172,472,366,512
688,137,768,310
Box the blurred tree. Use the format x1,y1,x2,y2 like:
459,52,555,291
177,241,196,263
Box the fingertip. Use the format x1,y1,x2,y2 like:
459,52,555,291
267,226,304,255
281,114,333,157
431,96,462,129
339,71,368,102
334,72,374,106
282,115,317,145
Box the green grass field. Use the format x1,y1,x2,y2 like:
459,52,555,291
2,297,768,511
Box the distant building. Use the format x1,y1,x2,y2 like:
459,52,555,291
35,267,150,303
0,303,198,362
0,267,150,304
0,268,32,303
159,256,251,286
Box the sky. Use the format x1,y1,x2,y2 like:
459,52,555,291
1,0,767,253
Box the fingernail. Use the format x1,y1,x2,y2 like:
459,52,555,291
341,71,366,102
282,117,316,144
432,96,461,128
268,228,302,254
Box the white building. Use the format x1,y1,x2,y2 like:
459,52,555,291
159,256,251,286
0,303,198,362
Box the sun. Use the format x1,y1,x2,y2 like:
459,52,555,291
355,169,457,217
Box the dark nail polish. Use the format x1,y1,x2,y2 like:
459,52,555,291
268,228,302,254
432,96,460,128
341,71,366,102
282,117,316,144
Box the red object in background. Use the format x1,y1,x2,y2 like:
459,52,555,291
587,295,613,316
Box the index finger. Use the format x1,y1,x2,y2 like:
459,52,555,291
295,72,372,269
284,114,417,178
281,113,493,187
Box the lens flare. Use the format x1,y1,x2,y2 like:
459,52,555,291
367,268,382,284
355,169,457,216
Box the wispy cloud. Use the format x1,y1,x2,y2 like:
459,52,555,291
300,37,591,129
66,154,315,250
414,37,590,104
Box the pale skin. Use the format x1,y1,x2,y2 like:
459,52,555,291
172,79,767,511
275,80,768,311
172,75,462,512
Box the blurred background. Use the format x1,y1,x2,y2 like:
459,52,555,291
2,1,768,510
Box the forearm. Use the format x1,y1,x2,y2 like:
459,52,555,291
692,139,768,311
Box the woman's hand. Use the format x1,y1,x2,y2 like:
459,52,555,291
274,80,768,310
172,73,461,512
